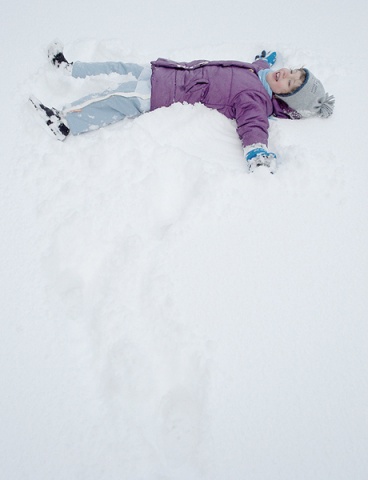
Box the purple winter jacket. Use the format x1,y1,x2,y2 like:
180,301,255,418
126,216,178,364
150,58,298,148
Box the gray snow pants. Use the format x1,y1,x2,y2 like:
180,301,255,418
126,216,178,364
63,61,152,135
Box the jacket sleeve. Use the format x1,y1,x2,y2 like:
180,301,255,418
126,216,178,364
252,58,270,71
233,91,270,147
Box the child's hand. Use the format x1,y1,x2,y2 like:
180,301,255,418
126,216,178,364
244,143,277,173
255,50,277,67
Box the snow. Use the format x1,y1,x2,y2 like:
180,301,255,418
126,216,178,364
1,1,368,479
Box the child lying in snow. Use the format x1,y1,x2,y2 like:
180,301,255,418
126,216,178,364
29,41,335,173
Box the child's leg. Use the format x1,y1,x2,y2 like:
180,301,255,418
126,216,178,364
71,61,145,79
63,80,151,135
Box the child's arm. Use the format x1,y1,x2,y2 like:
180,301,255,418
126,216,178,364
234,93,277,172
235,93,270,147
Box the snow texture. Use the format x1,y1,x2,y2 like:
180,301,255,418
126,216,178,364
1,1,368,479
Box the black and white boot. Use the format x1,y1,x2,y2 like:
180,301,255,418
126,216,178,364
48,40,73,73
29,95,70,141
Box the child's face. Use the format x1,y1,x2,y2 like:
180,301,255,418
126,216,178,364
266,68,304,95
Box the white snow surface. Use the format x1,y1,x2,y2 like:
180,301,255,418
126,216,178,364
1,1,368,479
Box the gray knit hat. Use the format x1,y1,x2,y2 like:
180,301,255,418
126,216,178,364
276,69,335,118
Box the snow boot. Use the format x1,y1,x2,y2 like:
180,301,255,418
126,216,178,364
48,40,73,73
29,95,70,141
